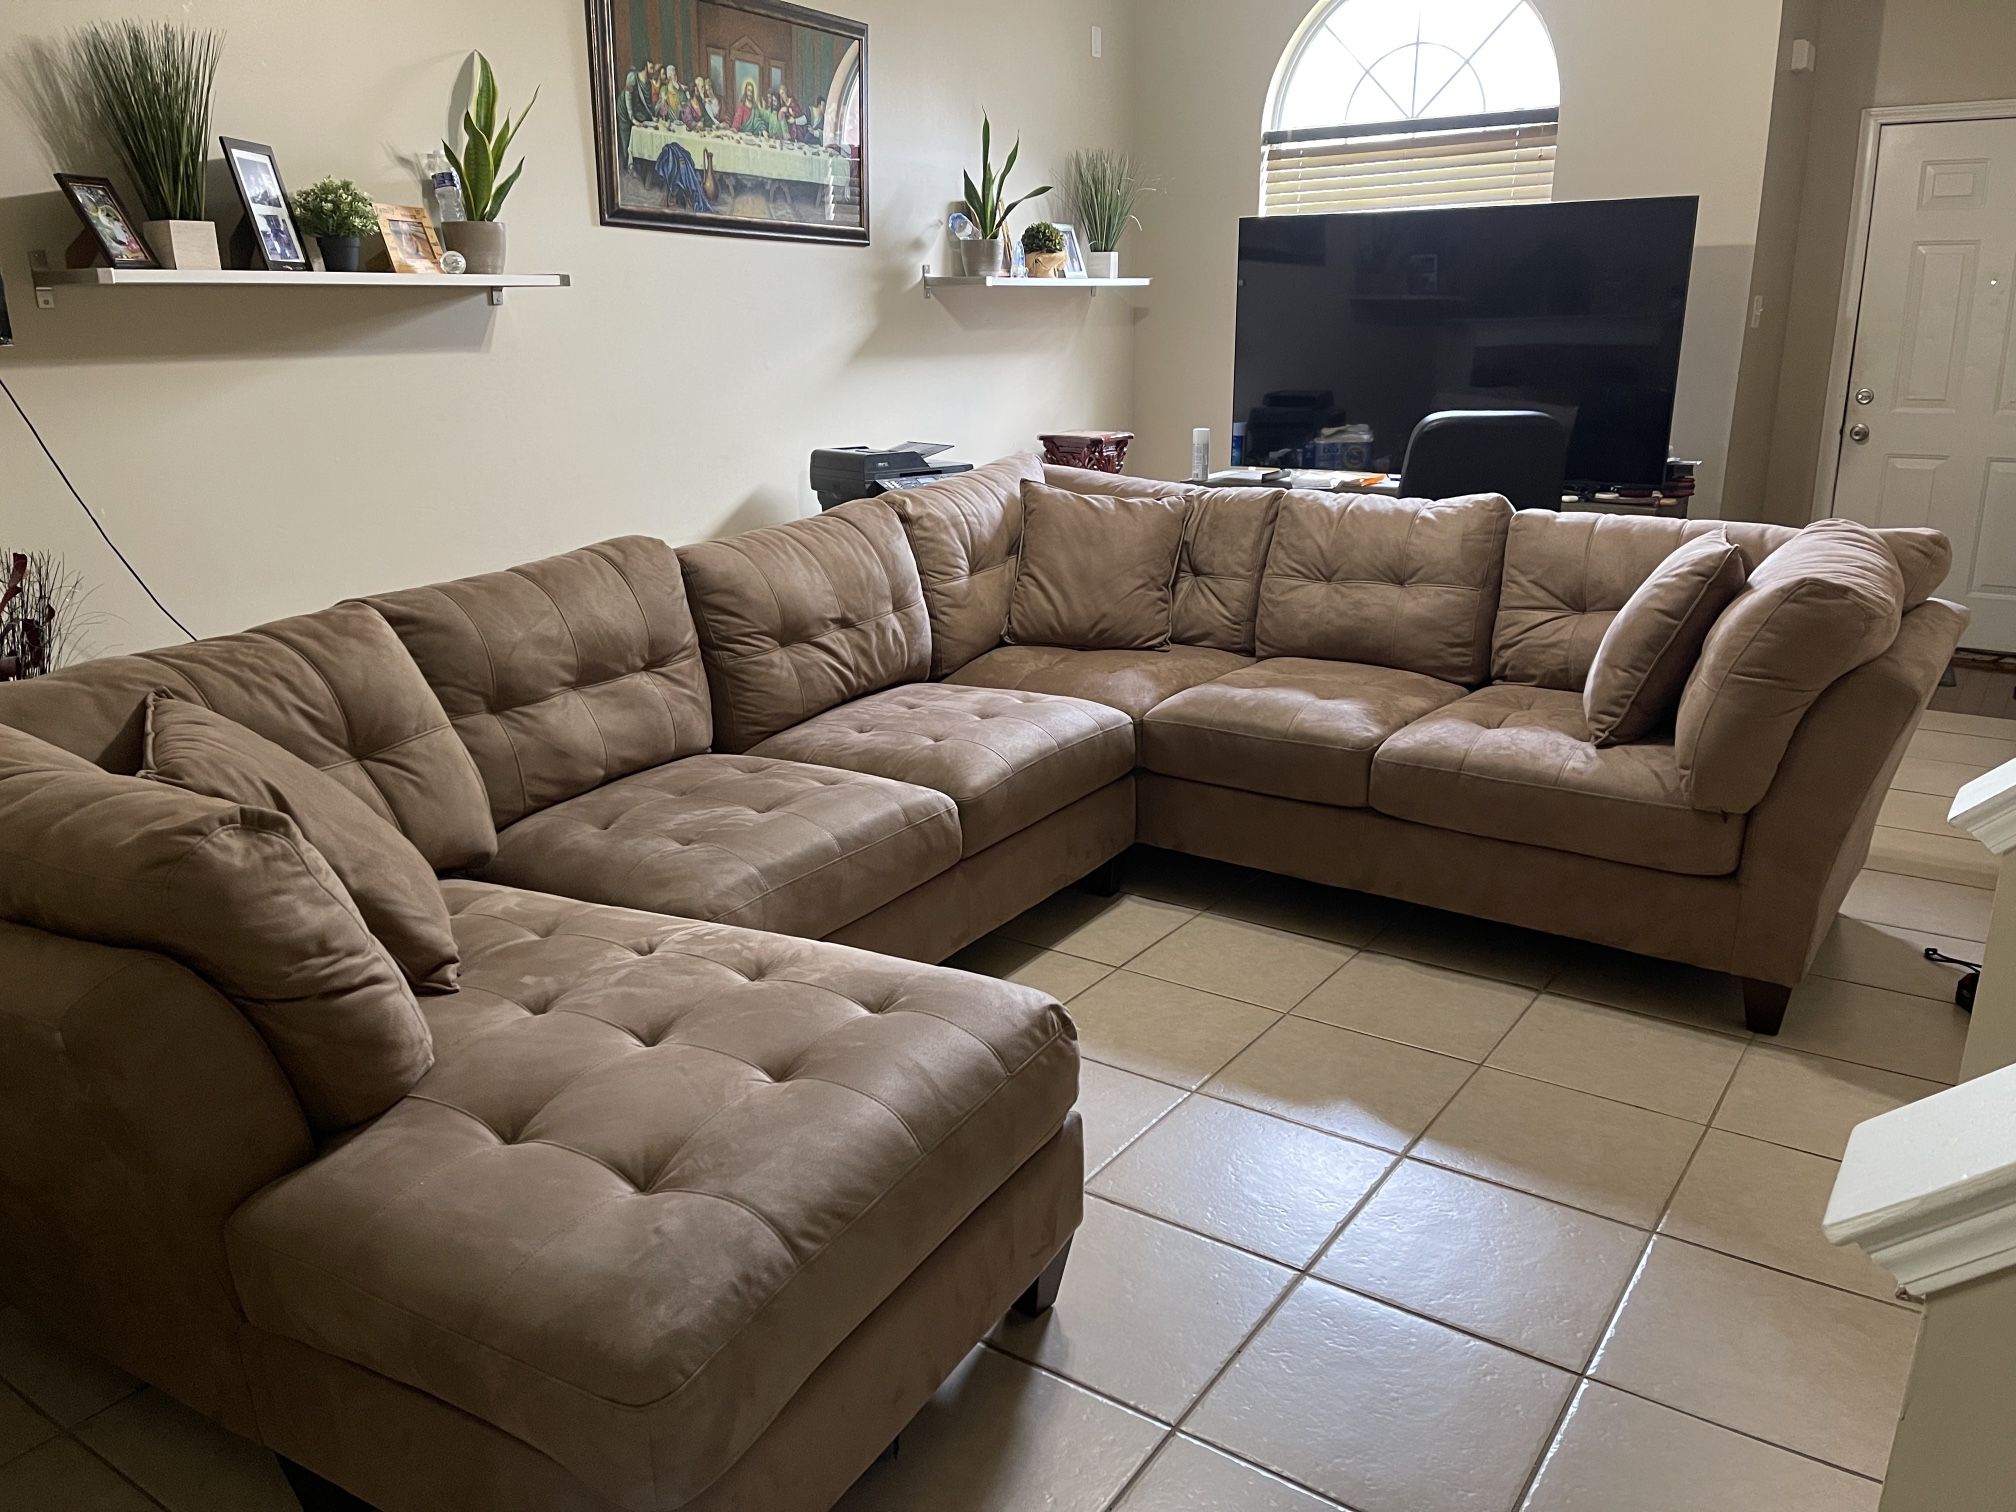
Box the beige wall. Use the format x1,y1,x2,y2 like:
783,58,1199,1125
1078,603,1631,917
1723,0,1816,523
1873,0,2016,108
0,0,1135,656
1125,0,1787,516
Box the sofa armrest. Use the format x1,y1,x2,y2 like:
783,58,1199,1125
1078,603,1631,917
0,922,313,1433
1732,598,1969,985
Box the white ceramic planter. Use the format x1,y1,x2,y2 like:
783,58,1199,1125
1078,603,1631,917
1085,250,1119,279
141,219,222,270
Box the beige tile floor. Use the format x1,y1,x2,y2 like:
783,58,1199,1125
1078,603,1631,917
0,714,1997,1512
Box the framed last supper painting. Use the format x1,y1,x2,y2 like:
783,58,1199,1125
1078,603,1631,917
586,0,868,244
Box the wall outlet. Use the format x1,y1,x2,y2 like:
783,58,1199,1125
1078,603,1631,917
1092,24,1103,58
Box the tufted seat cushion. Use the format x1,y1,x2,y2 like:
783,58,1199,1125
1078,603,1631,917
946,644,1254,723
1370,685,1746,875
746,684,1135,855
227,881,1078,1512
1145,658,1467,807
473,754,961,937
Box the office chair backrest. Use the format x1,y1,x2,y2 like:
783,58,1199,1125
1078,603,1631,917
1399,410,1570,512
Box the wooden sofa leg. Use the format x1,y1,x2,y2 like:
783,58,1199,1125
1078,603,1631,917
1741,978,1793,1036
1083,857,1123,897
1011,1239,1073,1318
279,1458,378,1512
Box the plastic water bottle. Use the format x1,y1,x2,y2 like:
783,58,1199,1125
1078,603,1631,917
425,152,465,223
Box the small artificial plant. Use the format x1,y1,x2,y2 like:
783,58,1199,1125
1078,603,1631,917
1020,221,1063,255
961,114,1050,242
444,52,538,223
1064,148,1143,254
0,551,100,681
71,19,223,222
289,177,378,239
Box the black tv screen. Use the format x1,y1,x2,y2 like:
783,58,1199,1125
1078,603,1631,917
1233,196,1698,489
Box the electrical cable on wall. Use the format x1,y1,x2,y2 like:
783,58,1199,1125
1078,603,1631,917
0,371,196,642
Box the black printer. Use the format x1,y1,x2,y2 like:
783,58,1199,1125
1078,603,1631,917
811,443,972,509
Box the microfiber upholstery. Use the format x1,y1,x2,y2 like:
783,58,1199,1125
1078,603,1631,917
0,724,432,1133
1492,511,1952,692
947,644,1255,724
1145,658,1466,807
226,881,1078,1512
476,753,961,937
749,683,1135,855
885,453,1044,677
1034,468,1288,654
0,601,495,871
679,500,932,752
1371,684,1746,875
1255,492,1514,685
365,537,713,832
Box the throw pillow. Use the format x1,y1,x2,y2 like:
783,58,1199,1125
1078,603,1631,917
142,691,460,993
1007,481,1191,650
1583,528,1747,746
0,722,432,1132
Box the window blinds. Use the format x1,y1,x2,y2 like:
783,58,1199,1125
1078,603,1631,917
1261,113,1558,217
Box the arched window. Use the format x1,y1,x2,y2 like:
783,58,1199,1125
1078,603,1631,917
1263,0,1559,216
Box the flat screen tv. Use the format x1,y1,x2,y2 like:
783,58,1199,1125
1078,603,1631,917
1232,195,1698,489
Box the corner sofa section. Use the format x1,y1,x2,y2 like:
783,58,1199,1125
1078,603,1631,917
883,457,1963,1031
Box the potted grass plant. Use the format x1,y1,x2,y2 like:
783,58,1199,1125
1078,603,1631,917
441,51,537,274
957,115,1051,277
72,20,223,269
1064,148,1143,279
289,177,377,272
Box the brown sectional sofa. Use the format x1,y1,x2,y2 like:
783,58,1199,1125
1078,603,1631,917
0,451,1964,1512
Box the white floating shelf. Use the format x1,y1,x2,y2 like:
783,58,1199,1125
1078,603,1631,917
30,265,570,308
921,265,1149,299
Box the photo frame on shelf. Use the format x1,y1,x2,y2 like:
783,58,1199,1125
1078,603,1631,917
220,137,310,270
53,173,157,269
1052,223,1088,278
584,0,869,245
373,203,444,273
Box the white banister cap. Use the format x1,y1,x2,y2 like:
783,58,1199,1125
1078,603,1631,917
1950,756,2016,855
1824,1060,2016,1296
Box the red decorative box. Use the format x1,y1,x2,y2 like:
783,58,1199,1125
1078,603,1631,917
1040,431,1134,473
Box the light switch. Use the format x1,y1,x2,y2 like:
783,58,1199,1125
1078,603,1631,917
1092,24,1103,58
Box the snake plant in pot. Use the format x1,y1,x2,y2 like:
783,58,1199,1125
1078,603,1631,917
957,115,1050,277
441,51,537,274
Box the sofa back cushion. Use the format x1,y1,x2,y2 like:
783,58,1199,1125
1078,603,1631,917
1494,512,1952,691
885,453,1043,677
0,602,494,871
364,536,711,831
1007,481,1190,650
141,693,460,994
1254,492,1514,684
680,500,931,750
1037,467,1287,653
0,724,432,1133
1675,518,1907,814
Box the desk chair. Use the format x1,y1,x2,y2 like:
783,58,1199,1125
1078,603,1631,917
1399,409,1569,511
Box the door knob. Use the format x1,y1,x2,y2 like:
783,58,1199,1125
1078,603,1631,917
1849,424,1871,444
1854,386,1875,405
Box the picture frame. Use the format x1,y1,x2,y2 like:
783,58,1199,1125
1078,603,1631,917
1052,222,1089,278
220,137,310,271
373,203,445,273
584,0,869,245
53,173,157,269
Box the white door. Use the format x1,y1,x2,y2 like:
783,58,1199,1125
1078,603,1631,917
1833,116,2016,650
